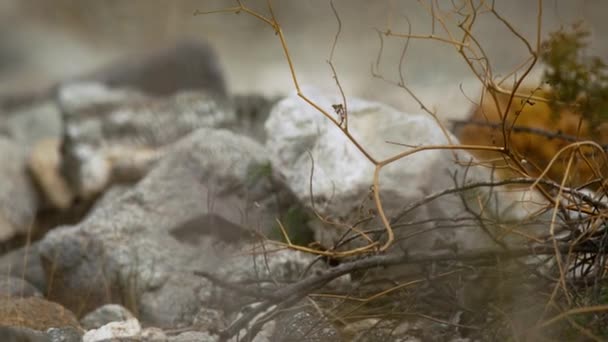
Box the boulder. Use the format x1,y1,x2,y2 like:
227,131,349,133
0,275,42,298
37,128,290,326
80,304,135,330
82,318,141,342
0,137,38,241
229,94,283,143
56,83,236,199
0,99,67,210
5,40,229,210
140,327,167,342
1,100,63,151
0,242,47,292
0,326,50,342
0,297,81,331
265,89,549,253
46,327,82,342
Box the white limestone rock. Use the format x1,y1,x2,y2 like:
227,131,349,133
265,88,548,253
82,318,141,342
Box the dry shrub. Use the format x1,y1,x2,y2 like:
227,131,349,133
458,85,608,188
194,2,608,340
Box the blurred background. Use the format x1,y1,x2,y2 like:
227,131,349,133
1,0,607,120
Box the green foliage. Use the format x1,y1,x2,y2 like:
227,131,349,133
541,22,608,126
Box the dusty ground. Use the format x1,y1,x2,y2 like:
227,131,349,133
1,0,607,121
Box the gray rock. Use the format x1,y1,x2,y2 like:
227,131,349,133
0,137,38,241
81,304,135,330
0,275,42,298
0,90,50,114
0,99,67,210
0,326,50,342
38,128,277,326
56,82,145,116
38,127,342,332
0,242,46,292
3,101,62,151
56,83,236,199
46,327,82,342
191,308,226,333
229,94,283,143
140,327,167,342
1,40,228,211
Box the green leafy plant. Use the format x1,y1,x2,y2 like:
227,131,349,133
541,22,608,127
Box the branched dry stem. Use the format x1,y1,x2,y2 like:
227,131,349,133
196,0,608,339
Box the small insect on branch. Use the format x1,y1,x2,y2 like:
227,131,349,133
332,103,346,127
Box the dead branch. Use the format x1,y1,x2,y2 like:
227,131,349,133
215,242,605,339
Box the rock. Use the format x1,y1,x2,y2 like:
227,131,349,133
80,304,135,330
0,275,42,298
271,310,340,342
140,327,167,342
82,318,141,342
38,127,343,330
56,83,236,199
0,90,50,114
229,94,283,142
4,41,228,210
28,138,74,209
38,128,278,325
0,242,47,292
0,297,81,331
46,327,82,342
168,331,217,342
191,308,226,333
57,81,144,113
0,326,50,342
0,137,38,241
72,40,227,99
265,89,548,253
2,100,63,150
